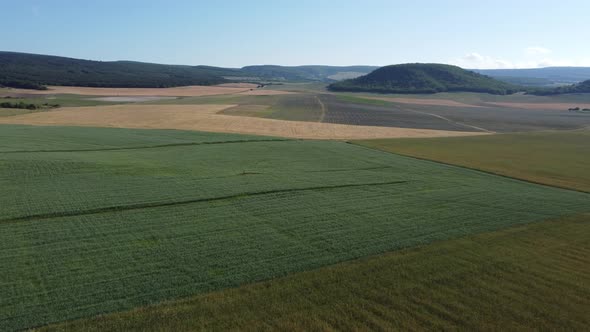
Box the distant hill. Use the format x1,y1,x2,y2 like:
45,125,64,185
329,63,519,95
239,65,378,82
0,51,241,89
0,52,377,89
474,67,590,87
529,79,590,95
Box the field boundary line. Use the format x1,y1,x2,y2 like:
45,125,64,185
0,139,289,154
0,180,410,224
347,141,590,194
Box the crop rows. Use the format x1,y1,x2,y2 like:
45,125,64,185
41,214,590,331
1,125,589,330
243,93,590,133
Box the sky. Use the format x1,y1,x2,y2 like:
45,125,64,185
2,0,590,69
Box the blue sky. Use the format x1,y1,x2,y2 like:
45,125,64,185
2,0,589,68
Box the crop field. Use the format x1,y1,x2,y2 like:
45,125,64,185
353,129,590,192
0,105,481,139
288,94,590,132
221,94,323,122
352,90,590,105
1,124,589,330
322,95,483,131
5,85,588,134
1,94,133,108
146,90,590,133
0,108,40,117
41,213,590,331
364,95,486,107
162,93,478,131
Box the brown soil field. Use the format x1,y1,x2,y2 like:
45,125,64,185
485,102,590,110
1,85,254,97
367,96,485,108
0,104,484,140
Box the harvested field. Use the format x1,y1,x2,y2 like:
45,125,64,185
0,125,588,330
0,104,484,139
485,102,590,110
1,85,254,97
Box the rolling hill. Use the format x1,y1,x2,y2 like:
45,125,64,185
529,79,590,95
0,52,241,89
474,67,590,86
3,51,590,92
329,63,520,95
240,65,378,82
0,52,377,89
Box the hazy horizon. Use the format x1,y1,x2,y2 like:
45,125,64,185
6,50,590,71
2,0,590,69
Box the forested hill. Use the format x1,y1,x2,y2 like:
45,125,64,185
0,52,378,89
0,51,241,89
240,65,378,82
474,67,590,86
329,63,520,95
529,80,590,95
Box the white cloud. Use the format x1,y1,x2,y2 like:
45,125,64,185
451,53,516,69
536,58,573,67
450,52,590,69
525,46,552,55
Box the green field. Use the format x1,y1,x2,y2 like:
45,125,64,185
138,90,590,133
0,108,41,117
0,94,125,108
353,129,590,192
146,93,325,122
255,94,323,121
1,125,589,330
41,213,590,331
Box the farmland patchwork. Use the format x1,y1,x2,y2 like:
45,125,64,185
1,125,589,330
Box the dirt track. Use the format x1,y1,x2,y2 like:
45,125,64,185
0,104,485,140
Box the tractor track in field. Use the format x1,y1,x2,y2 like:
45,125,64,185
402,108,495,133
0,139,289,154
0,180,411,224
